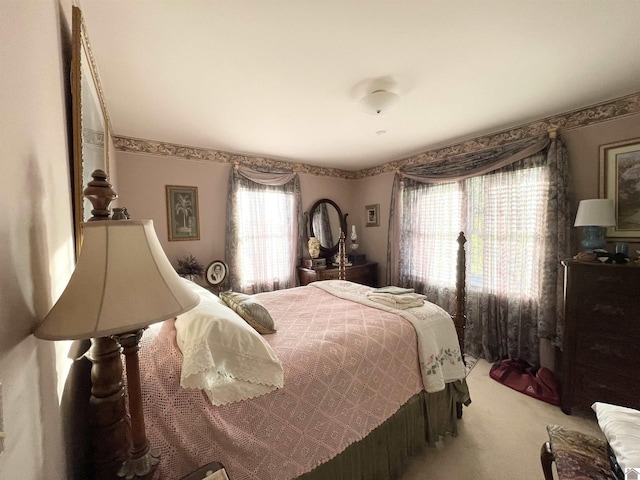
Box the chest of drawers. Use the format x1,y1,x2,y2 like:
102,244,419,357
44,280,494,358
561,260,640,414
297,262,378,287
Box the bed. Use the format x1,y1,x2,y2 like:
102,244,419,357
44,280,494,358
64,233,469,480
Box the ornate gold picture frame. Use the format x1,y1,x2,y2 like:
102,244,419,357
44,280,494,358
599,138,640,240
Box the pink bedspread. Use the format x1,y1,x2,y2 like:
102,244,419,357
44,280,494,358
141,285,425,480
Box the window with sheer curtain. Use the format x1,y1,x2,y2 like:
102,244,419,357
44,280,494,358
401,160,549,297
235,187,296,291
391,137,570,365
226,166,303,294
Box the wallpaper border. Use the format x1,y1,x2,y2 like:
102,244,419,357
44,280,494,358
113,91,640,180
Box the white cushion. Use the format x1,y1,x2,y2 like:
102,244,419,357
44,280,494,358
175,280,284,405
592,402,640,471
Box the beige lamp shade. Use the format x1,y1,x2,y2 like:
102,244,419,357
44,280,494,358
574,199,616,227
35,220,200,340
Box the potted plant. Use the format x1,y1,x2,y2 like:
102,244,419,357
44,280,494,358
176,254,204,281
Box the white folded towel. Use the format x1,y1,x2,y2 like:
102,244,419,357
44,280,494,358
365,291,426,309
371,286,415,295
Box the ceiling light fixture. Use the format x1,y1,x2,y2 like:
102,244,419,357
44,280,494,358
358,89,400,115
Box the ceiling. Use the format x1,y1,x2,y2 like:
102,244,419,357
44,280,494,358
79,0,640,171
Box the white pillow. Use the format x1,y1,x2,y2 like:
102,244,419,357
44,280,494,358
175,280,284,405
592,402,640,471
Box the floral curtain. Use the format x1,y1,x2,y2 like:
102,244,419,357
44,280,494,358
386,135,570,365
226,165,304,293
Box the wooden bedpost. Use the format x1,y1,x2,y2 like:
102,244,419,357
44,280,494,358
452,232,467,355
86,337,130,480
338,231,346,280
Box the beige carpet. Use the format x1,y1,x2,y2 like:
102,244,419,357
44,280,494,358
400,359,603,480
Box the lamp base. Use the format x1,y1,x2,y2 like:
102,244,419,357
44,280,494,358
580,226,607,252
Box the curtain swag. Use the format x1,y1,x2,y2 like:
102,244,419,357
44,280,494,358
236,165,297,186
401,136,550,183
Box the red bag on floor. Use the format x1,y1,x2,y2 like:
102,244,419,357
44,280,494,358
489,358,560,406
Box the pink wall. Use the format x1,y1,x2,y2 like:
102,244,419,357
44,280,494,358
348,171,395,282
562,114,640,254
116,113,640,289
1,0,73,477
116,153,358,285
115,152,231,278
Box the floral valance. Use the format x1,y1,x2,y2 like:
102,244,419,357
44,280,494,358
401,135,550,183
236,165,296,186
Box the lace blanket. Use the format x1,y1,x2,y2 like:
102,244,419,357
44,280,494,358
139,284,455,480
311,280,465,392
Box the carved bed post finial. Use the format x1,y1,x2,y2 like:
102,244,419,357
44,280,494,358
452,232,467,354
83,169,118,220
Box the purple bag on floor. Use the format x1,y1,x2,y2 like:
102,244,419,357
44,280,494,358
489,358,560,406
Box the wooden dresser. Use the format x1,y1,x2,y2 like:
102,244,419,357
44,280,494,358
297,261,378,287
561,259,640,414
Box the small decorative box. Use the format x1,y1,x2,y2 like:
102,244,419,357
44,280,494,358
349,254,366,265
303,258,326,269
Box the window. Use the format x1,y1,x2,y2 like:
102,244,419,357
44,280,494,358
400,181,462,288
227,166,302,293
233,183,297,292
401,158,549,299
466,165,548,298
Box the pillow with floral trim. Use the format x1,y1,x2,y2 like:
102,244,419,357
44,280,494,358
219,291,276,334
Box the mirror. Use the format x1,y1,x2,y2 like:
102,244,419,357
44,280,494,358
309,199,348,260
72,6,110,257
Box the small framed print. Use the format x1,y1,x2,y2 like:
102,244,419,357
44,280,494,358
166,185,200,241
599,138,640,240
205,260,228,286
365,204,380,227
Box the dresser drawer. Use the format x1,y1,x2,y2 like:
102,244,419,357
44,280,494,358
322,269,341,280
573,364,640,410
575,263,638,290
575,331,640,373
298,262,378,287
578,297,639,336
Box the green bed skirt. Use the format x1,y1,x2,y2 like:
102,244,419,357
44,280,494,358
297,380,470,480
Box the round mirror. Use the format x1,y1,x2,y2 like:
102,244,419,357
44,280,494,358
309,199,347,260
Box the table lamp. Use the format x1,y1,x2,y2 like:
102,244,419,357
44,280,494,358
574,199,616,251
35,182,200,479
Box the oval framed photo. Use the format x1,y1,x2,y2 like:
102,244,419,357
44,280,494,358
205,260,228,286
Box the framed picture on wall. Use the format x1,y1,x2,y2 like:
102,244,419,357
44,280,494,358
166,185,200,241
365,204,380,227
599,138,640,240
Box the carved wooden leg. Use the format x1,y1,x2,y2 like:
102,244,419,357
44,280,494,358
86,337,130,480
540,441,555,480
115,329,160,480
